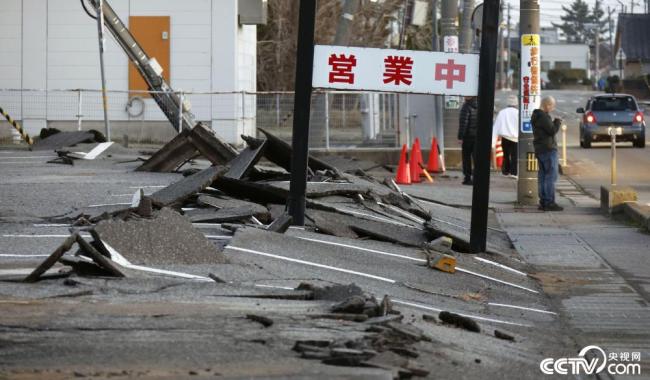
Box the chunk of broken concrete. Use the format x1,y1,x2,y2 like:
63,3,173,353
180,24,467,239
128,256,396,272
438,311,480,333
92,208,227,265
150,166,227,207
224,135,267,179
331,295,366,314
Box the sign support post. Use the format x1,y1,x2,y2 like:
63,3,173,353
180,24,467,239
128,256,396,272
287,0,317,226
469,0,500,253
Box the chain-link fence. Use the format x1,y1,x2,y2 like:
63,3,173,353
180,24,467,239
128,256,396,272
0,89,402,147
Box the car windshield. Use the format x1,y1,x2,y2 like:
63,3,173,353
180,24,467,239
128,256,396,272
591,97,637,111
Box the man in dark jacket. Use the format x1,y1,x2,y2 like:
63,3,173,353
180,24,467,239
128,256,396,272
458,96,478,185
531,96,563,211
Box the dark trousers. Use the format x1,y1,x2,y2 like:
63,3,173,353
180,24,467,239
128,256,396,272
536,149,558,207
501,138,518,176
462,139,475,180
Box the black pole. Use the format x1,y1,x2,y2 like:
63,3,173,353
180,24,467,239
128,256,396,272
469,0,500,253
287,0,317,226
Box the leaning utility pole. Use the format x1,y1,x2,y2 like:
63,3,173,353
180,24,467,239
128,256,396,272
459,0,475,53
440,0,460,152
517,0,540,205
95,0,111,141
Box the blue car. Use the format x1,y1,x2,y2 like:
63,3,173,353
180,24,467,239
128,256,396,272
576,94,646,148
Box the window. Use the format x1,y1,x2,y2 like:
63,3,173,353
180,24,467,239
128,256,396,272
591,97,637,111
554,61,571,70
541,61,550,72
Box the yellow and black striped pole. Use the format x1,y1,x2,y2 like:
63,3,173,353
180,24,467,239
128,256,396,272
0,106,33,146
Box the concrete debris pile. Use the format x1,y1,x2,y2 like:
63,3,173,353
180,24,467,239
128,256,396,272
290,283,430,379
25,127,516,283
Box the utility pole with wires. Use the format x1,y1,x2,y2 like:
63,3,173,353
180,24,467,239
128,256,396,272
517,0,540,206
440,0,460,152
506,2,512,89
608,6,615,67
459,0,475,53
432,0,445,163
498,2,505,89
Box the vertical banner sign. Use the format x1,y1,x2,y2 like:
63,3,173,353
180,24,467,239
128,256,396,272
520,34,540,133
444,36,461,109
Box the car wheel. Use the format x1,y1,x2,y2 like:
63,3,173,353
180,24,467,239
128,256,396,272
634,138,646,148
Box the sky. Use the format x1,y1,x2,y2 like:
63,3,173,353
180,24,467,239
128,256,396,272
503,0,646,28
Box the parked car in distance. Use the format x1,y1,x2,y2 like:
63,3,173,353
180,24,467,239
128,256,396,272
576,94,646,148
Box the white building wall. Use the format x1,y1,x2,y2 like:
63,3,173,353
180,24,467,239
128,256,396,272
540,44,591,81
0,0,22,120
1,0,257,143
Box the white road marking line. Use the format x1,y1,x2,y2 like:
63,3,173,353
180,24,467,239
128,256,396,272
111,193,151,197
255,284,295,290
0,161,51,164
204,235,232,240
295,236,426,263
192,223,223,228
474,257,528,276
377,202,426,224
87,202,131,208
0,254,50,258
2,234,92,239
101,240,212,282
224,246,396,284
455,267,538,293
0,156,57,159
32,224,72,227
128,185,166,189
392,299,532,327
488,302,557,315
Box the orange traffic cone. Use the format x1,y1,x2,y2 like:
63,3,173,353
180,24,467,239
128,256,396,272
410,138,424,183
495,137,503,169
427,137,440,173
395,144,411,185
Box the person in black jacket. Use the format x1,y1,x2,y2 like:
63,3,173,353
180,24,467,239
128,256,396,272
458,96,478,185
531,96,563,211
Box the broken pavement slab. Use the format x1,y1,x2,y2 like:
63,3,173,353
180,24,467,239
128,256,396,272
136,124,238,172
224,135,267,179
23,234,125,282
92,208,227,266
257,127,337,173
185,205,270,223
23,234,78,282
149,166,227,207
135,129,198,172
31,131,96,151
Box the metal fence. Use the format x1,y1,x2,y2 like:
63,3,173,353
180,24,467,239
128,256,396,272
0,89,403,148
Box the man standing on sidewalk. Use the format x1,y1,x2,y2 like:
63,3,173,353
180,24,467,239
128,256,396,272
493,95,519,178
531,96,563,211
458,96,478,185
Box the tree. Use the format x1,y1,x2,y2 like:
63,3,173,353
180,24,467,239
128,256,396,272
257,0,405,91
551,0,592,44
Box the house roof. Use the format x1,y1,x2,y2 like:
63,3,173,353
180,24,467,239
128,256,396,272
616,14,650,61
